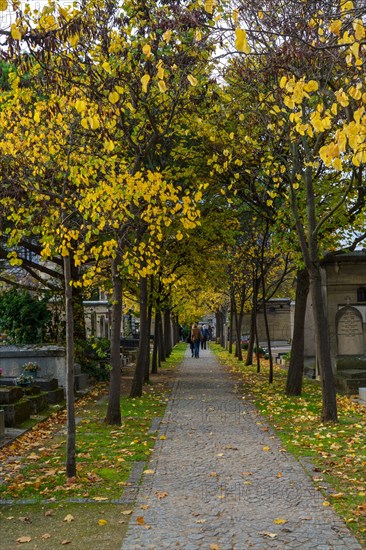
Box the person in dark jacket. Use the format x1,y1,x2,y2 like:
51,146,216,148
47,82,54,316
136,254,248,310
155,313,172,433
191,323,202,358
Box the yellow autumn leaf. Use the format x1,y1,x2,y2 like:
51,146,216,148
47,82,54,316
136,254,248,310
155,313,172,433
0,0,8,11
102,61,112,73
69,34,79,47
158,80,167,93
160,435,167,440
81,118,89,129
162,29,172,42
142,44,151,57
98,519,108,525
11,24,22,40
262,446,270,451
108,91,120,104
34,111,40,123
329,20,342,35
204,0,214,14
304,80,318,92
75,100,87,113
258,10,264,19
235,28,250,53
89,115,100,130
353,19,365,40
104,140,115,152
274,518,287,525
63,514,74,522
141,74,150,93
187,74,198,86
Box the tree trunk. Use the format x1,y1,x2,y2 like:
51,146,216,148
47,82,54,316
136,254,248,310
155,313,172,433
286,268,309,396
164,309,172,358
151,309,160,374
215,310,221,344
158,308,166,363
63,255,76,479
246,272,259,366
309,266,338,422
229,292,234,354
105,257,122,425
130,276,149,398
144,276,154,383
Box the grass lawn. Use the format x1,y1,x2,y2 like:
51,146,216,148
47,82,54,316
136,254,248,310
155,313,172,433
211,343,366,548
0,344,185,548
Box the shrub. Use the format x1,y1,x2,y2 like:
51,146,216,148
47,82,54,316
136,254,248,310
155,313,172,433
0,289,51,344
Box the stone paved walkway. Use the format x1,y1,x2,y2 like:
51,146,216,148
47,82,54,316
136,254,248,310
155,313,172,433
121,347,362,550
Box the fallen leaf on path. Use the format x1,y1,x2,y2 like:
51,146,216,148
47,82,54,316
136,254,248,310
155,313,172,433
210,472,218,477
41,533,51,540
276,472,282,478
329,492,344,499
159,435,166,440
155,491,168,499
260,532,278,538
44,510,53,517
6,516,15,520
137,516,145,525
98,519,108,526
274,518,287,525
140,505,150,510
210,544,221,550
262,446,270,451
16,536,32,543
143,469,155,475
122,510,133,515
195,519,206,524
61,540,71,545
92,497,108,501
63,514,74,523
19,517,31,523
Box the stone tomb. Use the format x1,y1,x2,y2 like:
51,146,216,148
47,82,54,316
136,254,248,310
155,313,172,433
335,306,366,392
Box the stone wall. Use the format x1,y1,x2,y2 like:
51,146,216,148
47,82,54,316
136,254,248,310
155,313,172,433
0,345,66,388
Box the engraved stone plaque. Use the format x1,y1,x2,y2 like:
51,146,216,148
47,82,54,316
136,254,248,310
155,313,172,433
336,307,364,355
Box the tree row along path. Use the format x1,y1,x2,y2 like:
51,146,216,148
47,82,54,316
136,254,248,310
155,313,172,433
121,347,361,550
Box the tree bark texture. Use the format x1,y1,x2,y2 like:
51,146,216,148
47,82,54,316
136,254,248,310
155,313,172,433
286,268,309,396
63,254,76,479
105,257,122,425
130,276,149,398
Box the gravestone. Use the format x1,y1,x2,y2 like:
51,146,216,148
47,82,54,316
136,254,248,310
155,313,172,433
336,306,364,355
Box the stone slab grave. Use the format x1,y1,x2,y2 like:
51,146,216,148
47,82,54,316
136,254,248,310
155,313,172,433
0,409,4,438
335,306,366,392
0,386,32,427
359,387,366,404
0,377,64,406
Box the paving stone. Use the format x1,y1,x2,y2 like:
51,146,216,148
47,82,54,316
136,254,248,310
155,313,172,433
121,348,362,550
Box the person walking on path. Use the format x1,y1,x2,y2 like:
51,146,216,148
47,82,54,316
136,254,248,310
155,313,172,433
121,347,361,549
201,324,208,350
191,322,202,358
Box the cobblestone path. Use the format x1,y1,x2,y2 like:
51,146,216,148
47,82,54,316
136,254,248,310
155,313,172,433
121,347,362,550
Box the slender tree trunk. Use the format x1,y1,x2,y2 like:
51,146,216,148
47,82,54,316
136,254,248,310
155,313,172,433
158,308,166,363
216,310,221,343
286,268,309,396
144,276,154,383
220,309,226,347
151,309,160,374
255,325,261,373
130,276,149,398
229,292,234,354
246,272,259,366
164,309,172,358
261,279,273,383
309,266,338,422
64,255,76,479
105,257,122,425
